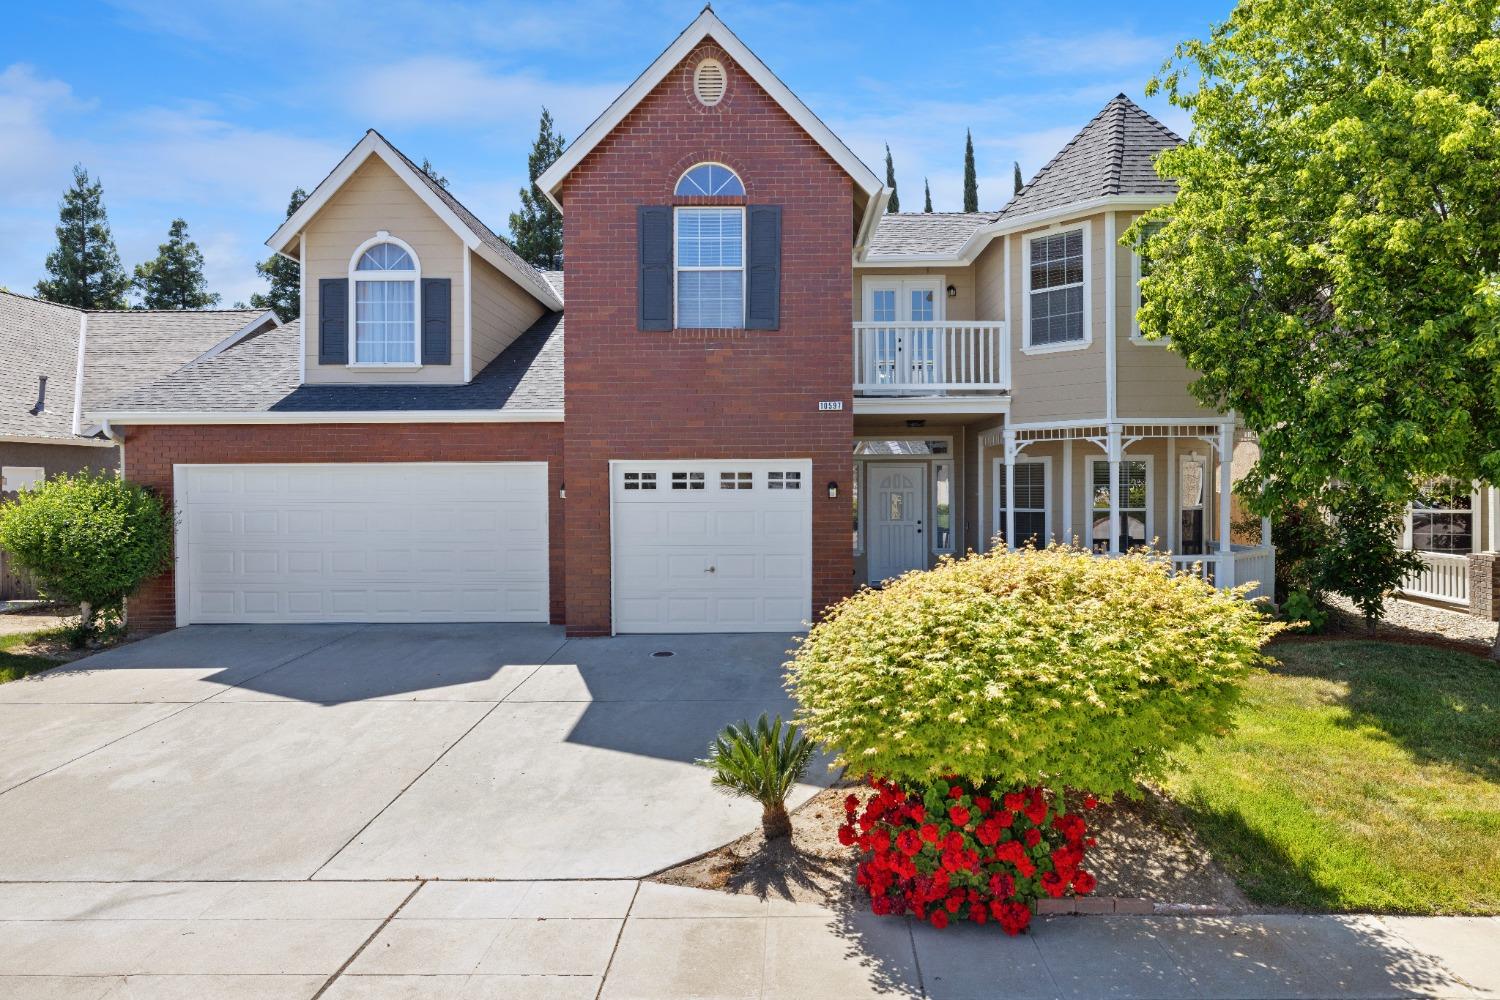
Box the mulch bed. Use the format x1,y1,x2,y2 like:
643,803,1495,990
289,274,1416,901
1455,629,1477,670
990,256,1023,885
651,781,1251,913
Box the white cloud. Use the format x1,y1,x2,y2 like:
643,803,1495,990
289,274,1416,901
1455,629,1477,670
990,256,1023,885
0,64,91,196
996,28,1179,77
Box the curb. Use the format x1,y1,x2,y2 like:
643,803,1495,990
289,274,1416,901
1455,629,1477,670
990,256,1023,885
1035,897,1236,916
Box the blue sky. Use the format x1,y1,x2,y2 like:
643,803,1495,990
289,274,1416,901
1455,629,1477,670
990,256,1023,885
0,0,1233,306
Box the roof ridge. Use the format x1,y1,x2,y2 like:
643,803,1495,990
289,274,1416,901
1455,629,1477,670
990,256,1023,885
0,288,82,312
86,307,265,315
1005,96,1125,209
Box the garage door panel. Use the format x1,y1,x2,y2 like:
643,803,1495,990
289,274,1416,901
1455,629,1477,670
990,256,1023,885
612,460,811,633
178,463,549,625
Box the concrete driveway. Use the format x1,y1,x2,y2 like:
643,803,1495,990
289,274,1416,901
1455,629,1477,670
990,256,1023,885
0,624,826,882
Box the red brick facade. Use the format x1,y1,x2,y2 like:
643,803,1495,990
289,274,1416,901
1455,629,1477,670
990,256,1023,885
119,422,566,633
558,43,856,636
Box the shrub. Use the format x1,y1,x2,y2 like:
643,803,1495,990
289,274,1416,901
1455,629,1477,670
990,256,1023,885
0,472,172,640
843,775,1098,934
787,544,1280,798
1281,589,1328,634
698,714,814,840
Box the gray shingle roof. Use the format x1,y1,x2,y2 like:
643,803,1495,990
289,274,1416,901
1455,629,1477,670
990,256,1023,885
374,131,561,308
866,212,1000,259
997,94,1182,221
82,309,270,416
99,312,565,415
542,270,564,299
0,291,81,441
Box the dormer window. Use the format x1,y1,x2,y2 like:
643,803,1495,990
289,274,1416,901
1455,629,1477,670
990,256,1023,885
675,163,744,197
351,236,420,365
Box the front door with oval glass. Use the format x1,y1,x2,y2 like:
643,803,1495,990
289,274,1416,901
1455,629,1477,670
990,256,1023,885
868,463,928,583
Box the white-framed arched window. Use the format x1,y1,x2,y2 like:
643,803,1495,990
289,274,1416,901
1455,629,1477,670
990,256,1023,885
674,162,744,197
349,233,421,365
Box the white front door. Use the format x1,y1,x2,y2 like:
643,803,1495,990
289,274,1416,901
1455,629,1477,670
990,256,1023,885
174,462,550,625
868,463,927,583
861,277,944,388
611,460,812,633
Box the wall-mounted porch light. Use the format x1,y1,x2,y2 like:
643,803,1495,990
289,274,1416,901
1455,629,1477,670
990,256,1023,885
946,284,957,299
559,482,566,499
827,481,839,499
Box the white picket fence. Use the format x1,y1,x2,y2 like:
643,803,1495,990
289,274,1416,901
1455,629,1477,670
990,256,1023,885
1402,551,1470,606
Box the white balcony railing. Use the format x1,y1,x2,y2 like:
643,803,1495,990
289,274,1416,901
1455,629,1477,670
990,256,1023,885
1402,551,1469,606
1170,544,1277,603
853,321,1010,395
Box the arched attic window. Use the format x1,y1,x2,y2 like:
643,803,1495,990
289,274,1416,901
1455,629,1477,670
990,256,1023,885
349,236,420,364
674,162,744,197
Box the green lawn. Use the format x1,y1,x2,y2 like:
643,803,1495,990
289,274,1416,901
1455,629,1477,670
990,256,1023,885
0,629,67,684
1163,640,1500,915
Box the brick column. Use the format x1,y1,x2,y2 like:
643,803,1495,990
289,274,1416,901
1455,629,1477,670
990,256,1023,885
1469,553,1500,621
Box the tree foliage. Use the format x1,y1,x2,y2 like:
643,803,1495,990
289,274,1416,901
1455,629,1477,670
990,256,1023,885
250,188,307,320
0,473,173,638
885,144,900,212
508,107,565,270
419,158,449,189
36,165,130,309
133,218,219,309
962,130,979,212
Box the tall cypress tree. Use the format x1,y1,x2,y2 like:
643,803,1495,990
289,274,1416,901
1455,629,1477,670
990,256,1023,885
133,218,219,309
923,178,933,213
250,188,308,320
36,165,131,309
1013,160,1024,194
508,107,566,270
884,144,899,212
963,130,979,212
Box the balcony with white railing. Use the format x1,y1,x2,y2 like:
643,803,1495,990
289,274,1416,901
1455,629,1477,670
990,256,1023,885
853,321,1010,396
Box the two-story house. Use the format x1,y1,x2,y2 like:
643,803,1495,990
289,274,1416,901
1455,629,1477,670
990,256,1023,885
91,8,1285,637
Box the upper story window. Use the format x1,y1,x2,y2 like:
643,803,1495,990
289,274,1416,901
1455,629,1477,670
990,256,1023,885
675,206,744,328
675,163,744,197
1132,220,1168,343
351,237,420,365
1025,227,1088,352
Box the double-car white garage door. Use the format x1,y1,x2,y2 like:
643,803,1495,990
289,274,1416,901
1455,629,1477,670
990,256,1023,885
611,459,812,633
175,463,549,625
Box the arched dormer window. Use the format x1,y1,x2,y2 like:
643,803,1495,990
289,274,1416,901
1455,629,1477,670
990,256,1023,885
674,162,744,197
349,234,421,365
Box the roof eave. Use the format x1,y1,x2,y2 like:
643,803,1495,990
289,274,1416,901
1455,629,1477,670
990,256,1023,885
89,408,566,427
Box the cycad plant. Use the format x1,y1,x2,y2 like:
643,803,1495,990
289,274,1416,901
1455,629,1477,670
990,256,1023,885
698,714,815,840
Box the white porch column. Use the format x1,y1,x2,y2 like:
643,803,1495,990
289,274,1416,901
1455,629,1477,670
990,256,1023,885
1003,429,1017,552
1166,436,1177,553
1107,425,1122,555
1489,486,1499,553
1062,439,1074,545
1217,423,1234,554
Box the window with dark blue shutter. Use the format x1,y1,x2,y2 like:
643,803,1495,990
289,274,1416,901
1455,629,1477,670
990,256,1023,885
318,278,348,364
421,277,452,364
746,205,781,330
638,206,673,331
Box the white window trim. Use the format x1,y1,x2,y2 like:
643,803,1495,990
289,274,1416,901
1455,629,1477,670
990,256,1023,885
1130,225,1170,346
672,206,747,330
348,232,423,369
1021,223,1092,355
674,161,744,197
1404,480,1481,554
1,466,46,492
992,455,1052,547
1090,455,1155,549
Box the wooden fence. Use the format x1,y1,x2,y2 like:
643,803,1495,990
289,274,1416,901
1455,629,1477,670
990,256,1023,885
0,550,38,602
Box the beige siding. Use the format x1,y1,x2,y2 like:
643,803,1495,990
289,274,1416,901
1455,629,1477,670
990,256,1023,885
852,266,974,321
302,156,467,385
973,238,1005,323
1006,217,1108,422
471,251,546,371
1112,211,1205,419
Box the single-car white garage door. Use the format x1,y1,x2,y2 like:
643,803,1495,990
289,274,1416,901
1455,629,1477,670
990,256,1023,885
174,462,549,625
611,459,812,633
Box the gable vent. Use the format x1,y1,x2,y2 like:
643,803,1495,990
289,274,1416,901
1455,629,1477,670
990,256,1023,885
693,59,726,106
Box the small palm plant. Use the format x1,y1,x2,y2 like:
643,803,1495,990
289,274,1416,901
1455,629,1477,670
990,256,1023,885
698,713,815,840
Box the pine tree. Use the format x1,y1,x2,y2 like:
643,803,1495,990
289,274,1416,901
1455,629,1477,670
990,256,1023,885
133,218,219,309
250,188,308,320
923,178,933,213
508,108,566,270
1013,160,1024,194
419,158,449,189
963,130,979,212
35,165,131,309
884,144,899,212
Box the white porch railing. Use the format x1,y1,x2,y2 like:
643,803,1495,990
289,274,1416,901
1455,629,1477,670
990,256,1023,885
853,321,1010,395
1402,551,1470,606
1170,544,1277,603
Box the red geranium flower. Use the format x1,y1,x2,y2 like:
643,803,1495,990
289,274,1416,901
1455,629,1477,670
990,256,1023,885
949,785,964,799
1073,869,1097,895
1041,871,1068,898
844,793,860,815
948,805,971,826
897,829,922,856
1024,827,1042,847
1003,791,1025,811
930,909,949,929
919,823,941,843
1083,794,1098,810
975,796,993,813
837,824,857,847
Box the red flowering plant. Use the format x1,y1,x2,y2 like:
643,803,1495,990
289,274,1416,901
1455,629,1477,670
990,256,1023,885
838,776,1099,934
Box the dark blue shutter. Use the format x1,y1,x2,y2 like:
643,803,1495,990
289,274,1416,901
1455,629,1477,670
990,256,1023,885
422,277,452,364
318,278,348,364
638,206,673,331
746,205,781,330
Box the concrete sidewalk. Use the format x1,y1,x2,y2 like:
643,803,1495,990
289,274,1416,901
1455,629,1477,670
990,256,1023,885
0,879,1494,999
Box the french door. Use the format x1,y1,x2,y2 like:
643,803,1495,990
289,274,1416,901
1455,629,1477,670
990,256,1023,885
862,278,944,389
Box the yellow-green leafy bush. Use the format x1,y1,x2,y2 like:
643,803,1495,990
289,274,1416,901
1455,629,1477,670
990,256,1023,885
788,545,1280,797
